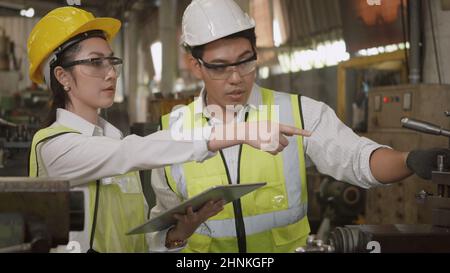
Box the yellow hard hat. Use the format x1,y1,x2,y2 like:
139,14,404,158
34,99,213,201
27,6,121,84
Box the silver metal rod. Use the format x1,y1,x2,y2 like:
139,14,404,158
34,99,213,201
409,0,421,84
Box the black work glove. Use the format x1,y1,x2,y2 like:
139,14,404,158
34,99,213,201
406,148,450,180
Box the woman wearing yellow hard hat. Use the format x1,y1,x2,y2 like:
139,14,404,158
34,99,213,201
27,6,304,253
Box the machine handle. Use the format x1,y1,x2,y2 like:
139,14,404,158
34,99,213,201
0,118,17,127
401,117,450,137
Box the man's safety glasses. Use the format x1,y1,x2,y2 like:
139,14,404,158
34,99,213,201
197,53,257,80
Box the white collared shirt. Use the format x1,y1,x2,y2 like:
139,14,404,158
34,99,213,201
148,84,388,252
37,108,213,252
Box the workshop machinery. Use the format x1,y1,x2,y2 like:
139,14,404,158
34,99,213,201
0,177,84,253
297,84,450,253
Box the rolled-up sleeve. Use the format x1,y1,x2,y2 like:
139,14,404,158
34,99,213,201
301,97,390,189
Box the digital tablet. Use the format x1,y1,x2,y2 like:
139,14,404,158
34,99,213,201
127,182,267,235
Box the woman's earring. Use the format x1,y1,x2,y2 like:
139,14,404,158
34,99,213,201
64,86,71,92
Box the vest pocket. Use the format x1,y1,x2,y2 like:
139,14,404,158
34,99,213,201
251,180,288,214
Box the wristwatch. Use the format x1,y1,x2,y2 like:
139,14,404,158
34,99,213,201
165,238,187,249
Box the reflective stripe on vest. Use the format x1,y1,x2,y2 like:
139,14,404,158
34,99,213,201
195,204,307,237
161,87,309,252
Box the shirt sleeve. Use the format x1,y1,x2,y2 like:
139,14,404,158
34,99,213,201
146,167,186,252
301,96,390,189
39,126,213,184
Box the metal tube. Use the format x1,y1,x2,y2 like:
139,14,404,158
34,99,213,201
438,185,445,197
438,155,445,172
409,0,421,84
159,0,178,98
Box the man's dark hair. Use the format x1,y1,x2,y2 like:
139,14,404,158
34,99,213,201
185,28,256,59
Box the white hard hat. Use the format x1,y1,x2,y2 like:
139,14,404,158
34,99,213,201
181,0,256,47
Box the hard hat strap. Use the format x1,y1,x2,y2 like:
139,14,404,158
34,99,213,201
43,30,107,86
50,30,107,67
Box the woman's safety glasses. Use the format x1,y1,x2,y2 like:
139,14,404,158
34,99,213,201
61,56,123,78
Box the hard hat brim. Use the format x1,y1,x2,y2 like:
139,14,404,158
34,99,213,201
31,17,121,84
75,17,121,43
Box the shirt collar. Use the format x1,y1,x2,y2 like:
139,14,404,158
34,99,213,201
54,108,123,139
194,83,262,123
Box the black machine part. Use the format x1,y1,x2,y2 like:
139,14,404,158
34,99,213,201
328,225,450,253
318,177,365,220
0,178,84,252
297,225,450,253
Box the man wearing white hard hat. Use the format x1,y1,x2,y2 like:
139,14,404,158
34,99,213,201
149,0,447,253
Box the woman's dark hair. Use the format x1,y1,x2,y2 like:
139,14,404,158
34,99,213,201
43,44,81,128
186,28,256,59
43,30,107,128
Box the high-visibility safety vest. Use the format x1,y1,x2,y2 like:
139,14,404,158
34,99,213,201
161,88,310,253
29,125,148,253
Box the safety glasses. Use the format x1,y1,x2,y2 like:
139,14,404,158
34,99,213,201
197,53,257,80
61,56,123,78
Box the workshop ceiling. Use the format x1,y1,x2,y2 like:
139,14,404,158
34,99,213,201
0,0,159,20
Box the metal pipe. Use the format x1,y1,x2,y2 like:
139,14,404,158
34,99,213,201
401,117,450,137
409,0,421,84
159,0,178,98
438,185,445,197
426,0,442,84
437,155,446,197
438,155,445,172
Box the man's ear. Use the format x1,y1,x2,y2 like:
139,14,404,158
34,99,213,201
53,66,71,86
188,55,204,80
